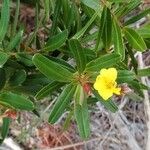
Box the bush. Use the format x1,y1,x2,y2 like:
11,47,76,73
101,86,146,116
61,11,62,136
0,0,149,142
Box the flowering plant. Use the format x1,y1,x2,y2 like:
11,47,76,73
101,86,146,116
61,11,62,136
0,0,149,141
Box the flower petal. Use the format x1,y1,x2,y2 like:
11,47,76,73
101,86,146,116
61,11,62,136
98,89,113,100
113,87,121,95
94,76,106,90
100,68,117,82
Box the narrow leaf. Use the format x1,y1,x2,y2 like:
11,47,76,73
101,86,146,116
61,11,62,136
0,68,6,90
0,92,34,110
69,39,86,73
126,44,138,74
81,0,100,10
35,81,64,100
136,28,150,38
115,0,141,17
0,118,11,144
0,0,10,42
86,53,120,72
63,110,74,131
72,11,98,39
0,52,9,66
43,30,68,51
49,84,76,124
9,69,26,86
16,53,33,67
124,27,147,51
95,6,112,51
125,8,150,26
48,56,75,73
102,7,112,50
75,99,90,139
6,29,23,51
137,68,150,77
32,54,74,82
117,70,135,83
50,0,62,35
112,18,125,60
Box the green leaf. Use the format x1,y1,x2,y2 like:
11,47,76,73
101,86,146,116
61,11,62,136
0,0,10,42
0,92,34,110
126,92,142,101
63,110,74,130
35,81,64,100
93,90,118,113
144,38,150,48
50,0,62,35
126,44,138,74
102,7,112,50
11,0,20,37
137,68,150,77
124,27,147,51
117,70,135,83
16,53,33,67
115,0,141,18
49,84,76,124
0,68,6,91
72,11,98,39
44,0,50,22
0,52,9,66
112,18,125,60
69,39,86,73
43,30,68,51
0,118,11,144
75,99,90,139
48,56,75,73
128,80,147,97
74,84,85,105
124,8,150,26
136,28,150,38
87,97,98,104
81,0,100,10
86,53,120,72
9,69,26,86
32,54,74,82
95,6,112,51
6,29,23,51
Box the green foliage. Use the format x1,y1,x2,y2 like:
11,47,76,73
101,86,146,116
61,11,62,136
124,27,147,51
0,118,11,144
49,84,76,124
43,30,68,51
86,53,121,72
0,52,9,66
0,92,34,110
93,90,118,113
69,39,87,73
0,0,149,142
0,0,10,42
32,54,74,82
112,19,125,60
75,99,90,139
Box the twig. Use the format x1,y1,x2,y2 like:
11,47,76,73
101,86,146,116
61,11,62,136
45,136,119,150
137,52,150,150
96,96,142,150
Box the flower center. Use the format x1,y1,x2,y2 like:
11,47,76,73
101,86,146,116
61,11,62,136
106,81,115,89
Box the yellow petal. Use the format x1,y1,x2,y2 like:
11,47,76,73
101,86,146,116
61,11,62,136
100,68,117,82
94,76,106,90
113,87,121,95
98,89,113,100
99,68,107,75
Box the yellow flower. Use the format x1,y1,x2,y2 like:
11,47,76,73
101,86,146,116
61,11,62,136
94,68,121,100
